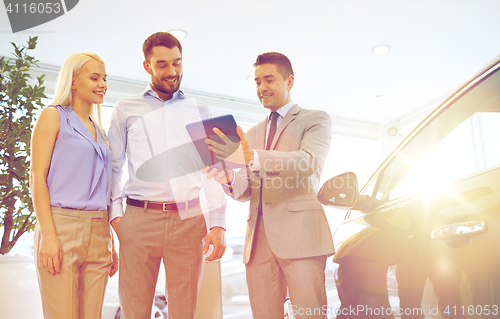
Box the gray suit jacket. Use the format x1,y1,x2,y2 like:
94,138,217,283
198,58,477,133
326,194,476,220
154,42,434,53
225,104,335,263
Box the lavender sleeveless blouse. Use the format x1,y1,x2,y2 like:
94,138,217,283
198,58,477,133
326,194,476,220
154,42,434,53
46,105,111,211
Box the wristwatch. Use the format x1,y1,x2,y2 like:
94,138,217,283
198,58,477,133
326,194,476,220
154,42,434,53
246,156,254,169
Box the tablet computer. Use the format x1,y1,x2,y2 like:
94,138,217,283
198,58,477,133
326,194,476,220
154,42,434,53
186,114,244,170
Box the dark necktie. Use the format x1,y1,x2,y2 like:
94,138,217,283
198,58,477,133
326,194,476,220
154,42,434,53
265,111,279,150
259,111,279,216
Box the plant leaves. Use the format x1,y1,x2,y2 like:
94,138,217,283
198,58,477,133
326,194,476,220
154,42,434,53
1,37,45,254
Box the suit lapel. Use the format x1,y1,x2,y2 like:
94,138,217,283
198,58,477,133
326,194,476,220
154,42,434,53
252,118,268,150
270,104,301,150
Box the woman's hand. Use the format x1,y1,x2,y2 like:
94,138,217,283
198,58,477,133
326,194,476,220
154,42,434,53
39,233,63,275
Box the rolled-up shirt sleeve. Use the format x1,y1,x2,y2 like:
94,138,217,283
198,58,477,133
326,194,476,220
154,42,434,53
201,175,227,230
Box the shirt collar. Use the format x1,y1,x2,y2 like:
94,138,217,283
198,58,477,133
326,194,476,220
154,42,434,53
142,85,186,102
269,100,295,121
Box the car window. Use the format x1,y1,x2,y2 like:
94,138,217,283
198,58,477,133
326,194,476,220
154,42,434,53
483,112,500,166
389,112,500,200
373,62,500,203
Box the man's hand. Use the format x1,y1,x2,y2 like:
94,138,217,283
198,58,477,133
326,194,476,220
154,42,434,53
109,235,119,277
205,126,253,165
202,165,234,185
110,217,121,232
39,233,63,275
109,218,121,277
202,226,226,261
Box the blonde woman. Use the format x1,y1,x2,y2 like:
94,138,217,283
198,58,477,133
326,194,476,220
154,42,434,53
30,52,116,319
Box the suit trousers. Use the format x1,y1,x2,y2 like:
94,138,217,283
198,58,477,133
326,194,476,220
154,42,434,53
116,205,207,319
246,217,328,319
34,207,112,319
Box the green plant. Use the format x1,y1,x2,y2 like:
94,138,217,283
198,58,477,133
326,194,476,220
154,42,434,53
0,37,46,254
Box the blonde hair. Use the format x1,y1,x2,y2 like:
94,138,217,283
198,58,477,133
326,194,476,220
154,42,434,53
52,52,107,143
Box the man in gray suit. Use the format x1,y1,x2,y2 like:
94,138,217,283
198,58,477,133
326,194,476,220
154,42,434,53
204,52,334,318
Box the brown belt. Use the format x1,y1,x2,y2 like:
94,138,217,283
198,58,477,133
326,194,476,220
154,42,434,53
126,197,200,211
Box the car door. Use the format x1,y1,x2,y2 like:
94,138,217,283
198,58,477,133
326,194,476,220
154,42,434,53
320,56,500,316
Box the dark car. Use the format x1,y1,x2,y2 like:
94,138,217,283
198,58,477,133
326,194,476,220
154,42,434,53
318,56,500,318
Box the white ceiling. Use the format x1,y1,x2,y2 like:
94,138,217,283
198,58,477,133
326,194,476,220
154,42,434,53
1,0,500,125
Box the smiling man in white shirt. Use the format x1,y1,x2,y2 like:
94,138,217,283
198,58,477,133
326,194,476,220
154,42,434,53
108,32,227,319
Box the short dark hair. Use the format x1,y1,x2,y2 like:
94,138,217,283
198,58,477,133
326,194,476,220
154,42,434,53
254,52,294,79
143,32,182,61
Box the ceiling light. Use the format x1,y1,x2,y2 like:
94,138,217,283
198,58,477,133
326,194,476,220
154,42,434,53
370,94,384,99
168,29,187,41
388,127,398,136
372,45,390,55
247,75,255,83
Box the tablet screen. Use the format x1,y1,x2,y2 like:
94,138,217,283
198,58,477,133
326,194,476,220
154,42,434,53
186,114,245,170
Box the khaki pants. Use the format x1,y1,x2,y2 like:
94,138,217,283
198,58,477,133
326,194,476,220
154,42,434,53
34,207,112,319
246,217,327,319
116,205,207,319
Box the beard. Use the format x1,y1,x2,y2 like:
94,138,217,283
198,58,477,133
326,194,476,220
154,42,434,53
151,74,183,95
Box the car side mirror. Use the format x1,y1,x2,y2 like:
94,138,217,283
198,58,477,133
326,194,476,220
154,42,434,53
317,172,358,208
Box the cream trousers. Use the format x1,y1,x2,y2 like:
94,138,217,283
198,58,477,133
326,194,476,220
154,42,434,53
34,207,112,319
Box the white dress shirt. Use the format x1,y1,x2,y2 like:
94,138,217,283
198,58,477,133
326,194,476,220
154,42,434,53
107,86,226,229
